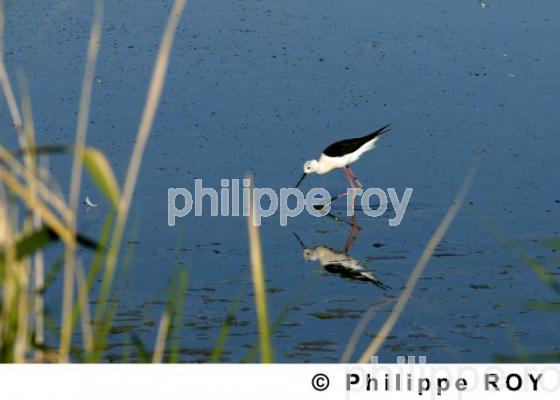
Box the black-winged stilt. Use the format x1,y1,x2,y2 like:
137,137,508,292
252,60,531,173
295,124,392,208
293,232,387,289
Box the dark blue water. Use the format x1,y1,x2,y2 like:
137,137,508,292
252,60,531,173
2,0,559,362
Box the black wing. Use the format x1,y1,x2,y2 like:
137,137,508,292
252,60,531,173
323,263,388,289
322,124,391,157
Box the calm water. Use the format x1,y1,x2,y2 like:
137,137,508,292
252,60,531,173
2,0,559,362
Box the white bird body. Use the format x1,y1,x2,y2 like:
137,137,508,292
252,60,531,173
304,245,384,287
315,137,380,174
305,246,362,271
296,124,391,188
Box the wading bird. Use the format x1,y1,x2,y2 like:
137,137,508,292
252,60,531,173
295,124,391,209
293,231,387,289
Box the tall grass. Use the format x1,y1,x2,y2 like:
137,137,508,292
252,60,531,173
246,174,273,363
355,163,476,362
470,208,560,362
61,0,103,362
0,0,188,362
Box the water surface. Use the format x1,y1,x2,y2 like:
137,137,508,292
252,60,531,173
3,0,560,362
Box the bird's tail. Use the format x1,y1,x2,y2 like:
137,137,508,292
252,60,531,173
362,124,391,141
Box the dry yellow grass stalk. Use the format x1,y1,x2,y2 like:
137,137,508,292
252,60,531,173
246,174,273,363
357,164,477,363
152,312,171,363
99,0,188,323
60,0,104,362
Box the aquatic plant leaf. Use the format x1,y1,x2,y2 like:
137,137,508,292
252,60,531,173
11,145,121,209
130,333,151,363
210,299,240,363
0,227,98,264
81,148,120,209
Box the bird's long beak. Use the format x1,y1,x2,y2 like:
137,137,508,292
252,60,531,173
293,233,306,249
295,173,307,188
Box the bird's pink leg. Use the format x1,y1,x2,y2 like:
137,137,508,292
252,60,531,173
334,191,349,200
317,168,359,212
342,217,362,253
343,167,356,188
313,190,348,210
343,167,357,214
346,166,364,189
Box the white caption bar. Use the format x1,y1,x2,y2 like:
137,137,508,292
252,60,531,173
2,364,559,400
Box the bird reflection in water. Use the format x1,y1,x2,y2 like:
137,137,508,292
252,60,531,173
294,220,388,289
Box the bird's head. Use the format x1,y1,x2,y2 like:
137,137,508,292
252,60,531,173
303,159,319,174
295,160,319,188
303,247,319,261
